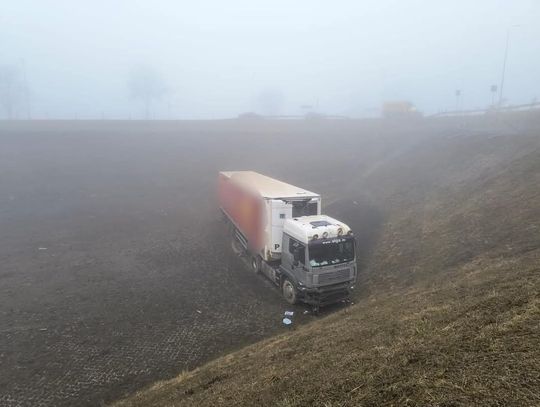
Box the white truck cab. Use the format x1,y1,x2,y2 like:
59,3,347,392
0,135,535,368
280,215,356,306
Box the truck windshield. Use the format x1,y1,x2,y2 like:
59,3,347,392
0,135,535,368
308,238,355,267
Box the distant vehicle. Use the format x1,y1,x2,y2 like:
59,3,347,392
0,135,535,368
382,101,421,119
218,171,357,311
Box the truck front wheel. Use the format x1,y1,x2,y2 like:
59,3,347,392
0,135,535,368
282,278,298,305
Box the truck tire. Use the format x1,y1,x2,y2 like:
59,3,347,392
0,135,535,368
251,256,261,274
282,278,298,305
231,238,243,256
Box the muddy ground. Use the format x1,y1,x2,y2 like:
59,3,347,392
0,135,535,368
1,116,536,406
0,119,377,407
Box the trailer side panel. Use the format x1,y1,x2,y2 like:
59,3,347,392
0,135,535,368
218,173,265,254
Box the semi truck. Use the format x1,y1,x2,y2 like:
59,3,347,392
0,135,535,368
218,171,357,310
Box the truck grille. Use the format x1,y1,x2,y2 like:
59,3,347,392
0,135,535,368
317,268,350,285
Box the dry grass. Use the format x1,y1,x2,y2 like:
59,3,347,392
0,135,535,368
113,252,539,406
113,113,540,406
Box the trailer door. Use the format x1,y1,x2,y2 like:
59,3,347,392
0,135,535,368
270,199,292,257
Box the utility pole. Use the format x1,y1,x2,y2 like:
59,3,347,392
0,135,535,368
498,25,521,108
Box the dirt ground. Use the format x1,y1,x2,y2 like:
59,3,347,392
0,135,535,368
1,115,537,406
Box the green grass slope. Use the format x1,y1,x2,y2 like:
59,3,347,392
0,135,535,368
114,115,540,406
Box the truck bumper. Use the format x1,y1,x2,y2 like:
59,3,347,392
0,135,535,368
298,281,354,307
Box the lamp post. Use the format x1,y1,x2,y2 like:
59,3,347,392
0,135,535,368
498,25,521,108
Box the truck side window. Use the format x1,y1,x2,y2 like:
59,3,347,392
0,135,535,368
289,238,305,265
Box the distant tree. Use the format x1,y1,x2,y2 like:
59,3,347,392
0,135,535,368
128,66,168,119
256,89,284,116
0,65,25,119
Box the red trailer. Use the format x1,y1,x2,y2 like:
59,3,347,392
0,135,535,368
218,172,265,253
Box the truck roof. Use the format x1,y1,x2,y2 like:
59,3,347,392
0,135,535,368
220,171,319,199
284,215,352,244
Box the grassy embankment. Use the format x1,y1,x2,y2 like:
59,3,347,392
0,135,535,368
114,114,540,406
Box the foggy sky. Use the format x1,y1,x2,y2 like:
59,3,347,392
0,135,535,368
2,0,539,119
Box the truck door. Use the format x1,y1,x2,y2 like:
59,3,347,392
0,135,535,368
287,236,307,284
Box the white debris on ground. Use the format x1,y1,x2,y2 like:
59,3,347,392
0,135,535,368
282,310,296,326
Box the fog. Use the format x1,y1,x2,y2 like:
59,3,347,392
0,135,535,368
2,0,539,119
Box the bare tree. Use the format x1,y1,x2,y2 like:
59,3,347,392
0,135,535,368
0,65,25,119
128,66,168,119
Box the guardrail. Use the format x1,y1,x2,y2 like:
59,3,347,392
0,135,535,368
431,102,540,117
237,114,350,120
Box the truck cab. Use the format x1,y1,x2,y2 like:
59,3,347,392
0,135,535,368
278,215,357,307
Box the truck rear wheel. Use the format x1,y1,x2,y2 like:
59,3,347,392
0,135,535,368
251,256,261,274
282,278,298,305
231,238,243,256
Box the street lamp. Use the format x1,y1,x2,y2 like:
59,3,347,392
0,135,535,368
498,25,521,108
